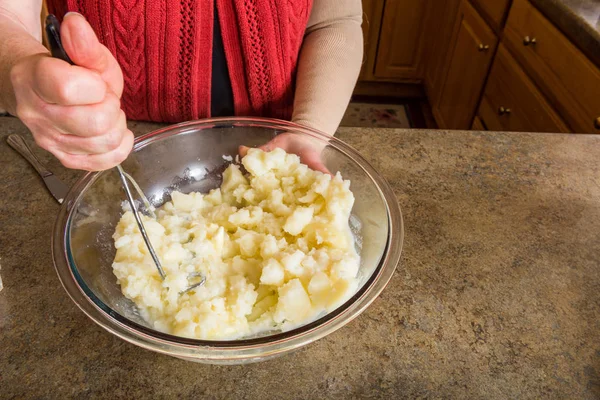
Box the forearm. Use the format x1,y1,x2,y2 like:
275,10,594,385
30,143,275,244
0,1,47,114
292,1,363,136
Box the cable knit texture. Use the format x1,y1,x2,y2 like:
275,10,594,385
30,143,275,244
46,0,312,122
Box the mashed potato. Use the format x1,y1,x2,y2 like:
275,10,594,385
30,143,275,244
111,148,360,340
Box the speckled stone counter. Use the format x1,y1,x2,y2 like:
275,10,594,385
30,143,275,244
1,117,600,399
529,0,600,66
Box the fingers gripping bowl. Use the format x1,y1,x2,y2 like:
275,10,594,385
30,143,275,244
52,118,403,364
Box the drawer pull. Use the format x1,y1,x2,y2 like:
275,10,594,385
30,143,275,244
498,107,512,116
595,117,600,130
523,36,537,46
478,44,490,52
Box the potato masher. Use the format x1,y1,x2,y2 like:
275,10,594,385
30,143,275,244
45,14,205,294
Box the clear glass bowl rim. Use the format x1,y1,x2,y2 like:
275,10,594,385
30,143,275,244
51,117,404,361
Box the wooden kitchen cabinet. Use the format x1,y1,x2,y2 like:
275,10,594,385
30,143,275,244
358,0,600,135
359,0,385,80
362,0,430,82
504,0,600,133
478,44,570,133
433,0,498,129
469,0,511,32
422,0,461,107
472,116,486,130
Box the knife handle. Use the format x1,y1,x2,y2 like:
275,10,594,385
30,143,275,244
7,134,52,177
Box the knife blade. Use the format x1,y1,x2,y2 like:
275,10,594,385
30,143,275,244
39,172,70,204
7,134,70,204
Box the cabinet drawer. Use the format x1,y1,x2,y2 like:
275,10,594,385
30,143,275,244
469,0,510,31
478,44,569,133
504,0,600,133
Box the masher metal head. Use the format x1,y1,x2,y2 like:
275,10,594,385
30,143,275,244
118,166,207,294
116,165,166,279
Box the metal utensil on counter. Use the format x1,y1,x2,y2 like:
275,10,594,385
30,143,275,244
44,14,205,293
7,133,99,217
7,134,70,204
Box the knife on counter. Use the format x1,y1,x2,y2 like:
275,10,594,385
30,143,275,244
7,134,70,204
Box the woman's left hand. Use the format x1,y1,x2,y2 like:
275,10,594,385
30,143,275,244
239,133,331,175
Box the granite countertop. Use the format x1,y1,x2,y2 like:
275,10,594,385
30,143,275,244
1,117,600,398
529,0,600,66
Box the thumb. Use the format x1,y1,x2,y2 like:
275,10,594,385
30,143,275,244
60,12,124,97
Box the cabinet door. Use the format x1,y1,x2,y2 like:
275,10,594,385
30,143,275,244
469,0,510,31
374,0,430,81
434,0,498,129
472,116,486,130
422,0,461,106
478,44,570,133
359,0,385,80
504,0,600,133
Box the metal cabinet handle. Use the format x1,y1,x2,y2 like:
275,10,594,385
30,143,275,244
594,117,600,130
478,43,490,52
523,36,537,46
498,107,512,116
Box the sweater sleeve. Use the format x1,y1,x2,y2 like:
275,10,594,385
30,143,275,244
291,0,363,136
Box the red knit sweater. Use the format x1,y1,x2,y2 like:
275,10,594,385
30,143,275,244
46,0,313,122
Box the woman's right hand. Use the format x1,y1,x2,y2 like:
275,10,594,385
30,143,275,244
10,12,132,171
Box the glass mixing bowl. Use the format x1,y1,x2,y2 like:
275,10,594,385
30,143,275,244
52,118,403,364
